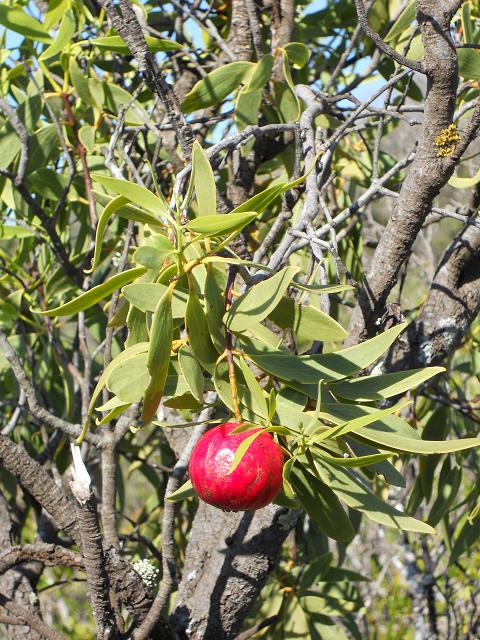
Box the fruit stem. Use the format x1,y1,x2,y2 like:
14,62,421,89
225,266,242,420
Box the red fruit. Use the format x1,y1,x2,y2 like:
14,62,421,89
189,422,284,512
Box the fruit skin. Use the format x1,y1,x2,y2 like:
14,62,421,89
189,422,284,512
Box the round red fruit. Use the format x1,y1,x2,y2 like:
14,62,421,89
189,422,284,512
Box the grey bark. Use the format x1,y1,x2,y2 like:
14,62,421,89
171,504,298,639
347,0,480,344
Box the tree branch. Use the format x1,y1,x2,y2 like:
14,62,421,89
70,446,116,639
0,329,101,446
132,414,212,640
347,0,473,344
98,0,194,159
0,544,83,577
0,594,66,640
353,0,425,73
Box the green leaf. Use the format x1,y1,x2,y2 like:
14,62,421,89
427,463,461,527
291,282,354,294
92,191,163,226
34,267,147,317
245,54,274,92
238,357,269,420
330,367,445,401
281,51,301,120
205,268,225,352
315,451,396,469
384,1,415,43
95,402,132,427
458,48,480,81
178,346,204,403
69,57,90,103
235,88,263,132
231,157,321,215
182,61,254,112
269,296,348,343
133,234,175,270
192,141,216,217
142,287,173,423
187,211,257,237
78,125,95,153
225,266,300,332
0,5,52,42
321,403,480,455
311,399,411,443
227,428,264,474
91,174,171,220
107,352,150,403
125,305,148,348
450,513,480,564
91,35,182,53
87,195,128,273
243,323,408,385
123,282,189,316
167,479,196,502
186,289,218,372
313,459,435,534
448,167,480,189
78,342,149,442
291,464,355,541
0,224,35,240
39,9,75,61
284,42,310,68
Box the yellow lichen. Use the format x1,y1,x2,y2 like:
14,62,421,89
434,123,460,157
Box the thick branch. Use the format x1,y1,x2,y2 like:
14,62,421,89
171,505,298,639
0,544,83,577
353,0,425,73
98,0,194,159
0,329,101,446
386,221,480,370
0,595,66,640
132,420,210,640
347,1,476,344
70,450,116,639
0,435,80,544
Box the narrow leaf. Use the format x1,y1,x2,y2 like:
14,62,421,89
269,296,348,342
225,266,300,332
291,464,355,541
192,141,216,217
186,290,218,372
187,211,257,237
166,479,196,502
92,174,171,220
182,61,254,112
331,367,445,401
178,346,204,402
34,267,147,317
142,288,173,423
239,357,269,420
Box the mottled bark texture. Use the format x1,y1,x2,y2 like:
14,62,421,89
387,222,480,370
0,435,157,633
99,0,194,159
347,1,479,345
171,503,298,639
0,435,80,544
0,492,42,640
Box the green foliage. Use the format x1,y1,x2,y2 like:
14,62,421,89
1,0,480,637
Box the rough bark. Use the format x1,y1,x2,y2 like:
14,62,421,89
0,436,80,545
347,1,478,344
171,504,298,639
386,222,480,370
0,492,42,640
